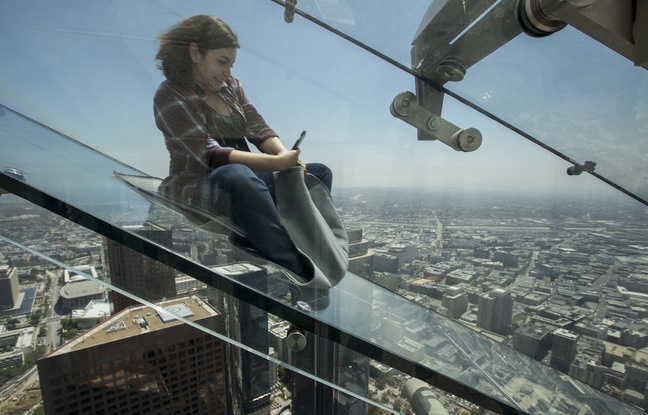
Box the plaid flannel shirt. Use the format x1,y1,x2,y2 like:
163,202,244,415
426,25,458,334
153,77,277,204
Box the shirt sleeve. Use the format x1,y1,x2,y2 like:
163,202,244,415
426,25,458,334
154,82,233,169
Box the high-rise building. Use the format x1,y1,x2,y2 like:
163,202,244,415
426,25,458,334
551,328,580,373
290,330,370,414
477,288,513,335
106,222,177,313
494,251,519,268
0,265,19,310
207,262,274,415
443,286,468,320
346,228,374,279
208,231,372,415
290,290,371,414
513,323,553,360
37,296,229,415
248,244,371,415
373,252,399,273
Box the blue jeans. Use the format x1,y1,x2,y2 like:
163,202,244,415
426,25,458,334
199,163,332,276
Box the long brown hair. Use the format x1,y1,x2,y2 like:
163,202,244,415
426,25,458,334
156,15,239,87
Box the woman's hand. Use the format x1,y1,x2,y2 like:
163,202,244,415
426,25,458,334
274,149,300,171
228,148,300,172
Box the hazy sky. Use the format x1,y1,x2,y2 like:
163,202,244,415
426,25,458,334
0,0,646,201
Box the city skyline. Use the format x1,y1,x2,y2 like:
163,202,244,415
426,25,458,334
1,185,648,414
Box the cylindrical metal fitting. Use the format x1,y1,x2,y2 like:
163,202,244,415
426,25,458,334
390,91,419,117
451,128,483,152
437,58,466,82
517,0,567,37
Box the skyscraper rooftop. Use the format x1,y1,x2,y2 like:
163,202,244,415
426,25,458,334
47,296,218,354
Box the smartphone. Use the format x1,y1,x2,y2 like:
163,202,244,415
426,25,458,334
292,130,306,150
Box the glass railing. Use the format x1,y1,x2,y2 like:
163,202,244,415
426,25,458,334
1,0,648,414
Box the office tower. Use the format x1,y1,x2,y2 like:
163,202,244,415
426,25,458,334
443,286,468,320
346,228,374,279
477,288,513,335
389,244,416,267
236,226,371,415
106,222,177,313
207,262,273,415
290,333,370,414
37,296,229,415
513,323,553,360
0,265,19,310
494,250,519,268
373,252,399,273
434,220,443,252
290,292,371,414
551,328,580,373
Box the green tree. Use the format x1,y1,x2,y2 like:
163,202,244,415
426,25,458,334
30,310,42,326
25,344,47,365
61,318,74,330
64,328,78,340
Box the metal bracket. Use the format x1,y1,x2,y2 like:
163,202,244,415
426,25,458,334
395,0,645,153
567,160,596,175
391,88,482,152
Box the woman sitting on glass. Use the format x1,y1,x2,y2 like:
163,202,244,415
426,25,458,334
154,15,332,282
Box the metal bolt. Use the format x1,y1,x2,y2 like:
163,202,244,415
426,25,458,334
286,328,307,352
437,59,466,82
455,128,482,152
427,116,440,131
